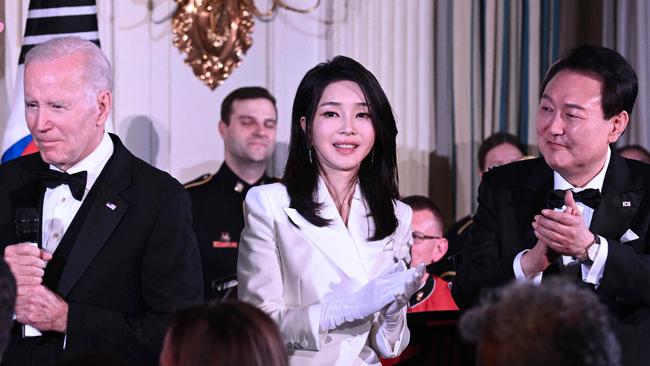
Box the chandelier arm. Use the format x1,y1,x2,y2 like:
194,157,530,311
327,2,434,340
275,0,321,14
251,0,279,18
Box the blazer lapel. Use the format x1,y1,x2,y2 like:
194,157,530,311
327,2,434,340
10,159,48,246
511,160,554,250
283,179,369,287
590,152,644,240
346,185,395,277
11,172,46,217
57,134,131,297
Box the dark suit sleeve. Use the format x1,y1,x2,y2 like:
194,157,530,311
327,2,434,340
65,189,203,364
452,179,520,309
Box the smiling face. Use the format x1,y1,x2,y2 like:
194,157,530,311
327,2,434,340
536,70,628,186
24,54,110,171
305,80,376,175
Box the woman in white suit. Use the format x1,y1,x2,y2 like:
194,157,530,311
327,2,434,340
238,56,424,365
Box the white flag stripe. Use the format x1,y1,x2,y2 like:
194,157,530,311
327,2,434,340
27,5,97,19
23,31,99,46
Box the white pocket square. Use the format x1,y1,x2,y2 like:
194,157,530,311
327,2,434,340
620,229,639,243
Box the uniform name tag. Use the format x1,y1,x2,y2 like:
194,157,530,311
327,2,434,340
213,241,238,248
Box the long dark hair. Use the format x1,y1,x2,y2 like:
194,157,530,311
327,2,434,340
283,55,400,241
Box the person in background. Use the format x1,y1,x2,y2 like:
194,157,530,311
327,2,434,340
160,301,288,366
477,132,528,175
401,195,457,312
617,144,650,164
185,87,279,302
445,132,527,272
459,279,620,366
238,55,424,365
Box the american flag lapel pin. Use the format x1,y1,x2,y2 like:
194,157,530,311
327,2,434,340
622,201,631,207
106,202,117,210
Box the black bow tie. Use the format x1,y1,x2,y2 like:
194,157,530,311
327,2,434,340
34,170,88,201
546,188,602,210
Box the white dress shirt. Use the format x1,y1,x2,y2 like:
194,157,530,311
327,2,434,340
514,147,611,287
41,133,113,254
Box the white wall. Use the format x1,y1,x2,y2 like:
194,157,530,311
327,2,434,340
2,0,434,194
110,0,329,183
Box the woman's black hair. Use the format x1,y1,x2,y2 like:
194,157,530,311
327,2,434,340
283,55,400,240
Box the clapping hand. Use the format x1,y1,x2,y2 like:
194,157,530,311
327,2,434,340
319,261,424,331
533,190,594,261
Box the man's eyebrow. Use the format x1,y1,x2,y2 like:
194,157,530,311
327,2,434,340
540,95,586,110
563,103,587,111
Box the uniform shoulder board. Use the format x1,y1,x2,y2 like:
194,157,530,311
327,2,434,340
184,173,213,189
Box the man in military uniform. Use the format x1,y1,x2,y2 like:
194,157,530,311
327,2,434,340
186,87,278,301
402,195,458,312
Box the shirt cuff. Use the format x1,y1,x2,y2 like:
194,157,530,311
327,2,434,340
22,324,42,337
513,250,543,285
581,235,608,287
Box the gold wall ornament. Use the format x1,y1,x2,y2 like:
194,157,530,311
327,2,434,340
172,0,320,90
172,0,253,90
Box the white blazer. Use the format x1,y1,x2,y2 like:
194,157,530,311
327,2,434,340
238,179,413,365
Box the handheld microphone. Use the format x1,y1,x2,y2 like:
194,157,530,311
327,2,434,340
15,207,40,246
14,207,43,337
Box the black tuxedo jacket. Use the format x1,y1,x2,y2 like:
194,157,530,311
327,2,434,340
0,134,203,366
453,153,650,366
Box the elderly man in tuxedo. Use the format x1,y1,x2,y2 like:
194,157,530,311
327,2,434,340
453,45,650,366
0,37,202,366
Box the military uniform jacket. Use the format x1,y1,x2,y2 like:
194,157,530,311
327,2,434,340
408,275,458,313
185,163,277,301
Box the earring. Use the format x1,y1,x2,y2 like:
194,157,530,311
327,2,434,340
371,148,375,164
308,148,313,164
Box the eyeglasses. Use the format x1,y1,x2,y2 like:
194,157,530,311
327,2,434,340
412,232,442,241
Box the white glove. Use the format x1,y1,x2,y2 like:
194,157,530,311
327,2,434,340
319,261,424,331
380,263,426,335
384,263,426,316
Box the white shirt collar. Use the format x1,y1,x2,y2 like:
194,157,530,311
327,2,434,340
553,147,611,192
49,132,114,191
